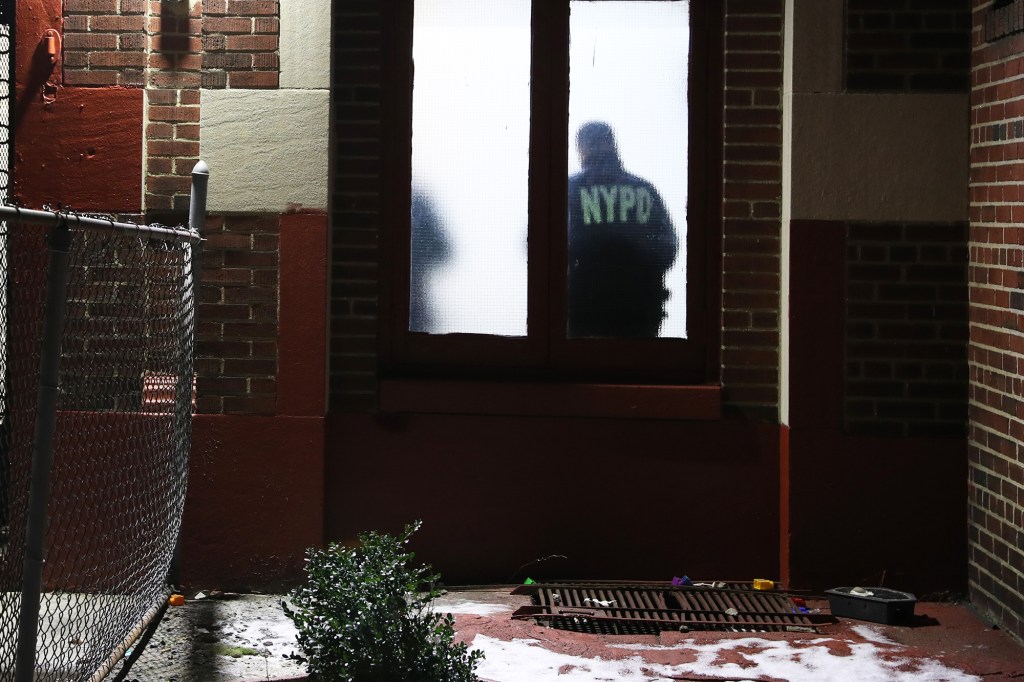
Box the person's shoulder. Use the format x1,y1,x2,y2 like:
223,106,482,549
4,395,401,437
622,170,655,187
626,172,667,200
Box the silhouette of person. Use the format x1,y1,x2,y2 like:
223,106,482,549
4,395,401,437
566,121,678,338
410,190,451,333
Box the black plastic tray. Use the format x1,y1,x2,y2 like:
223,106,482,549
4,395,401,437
826,587,917,625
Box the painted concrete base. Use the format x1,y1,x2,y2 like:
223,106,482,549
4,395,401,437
326,413,781,586
180,414,325,591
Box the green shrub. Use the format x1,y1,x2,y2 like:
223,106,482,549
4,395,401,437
282,521,483,682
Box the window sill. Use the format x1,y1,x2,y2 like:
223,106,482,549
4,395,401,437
378,380,722,420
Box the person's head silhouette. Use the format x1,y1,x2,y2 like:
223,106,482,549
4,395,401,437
576,121,621,170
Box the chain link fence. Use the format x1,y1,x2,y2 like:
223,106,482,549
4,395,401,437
0,202,203,681
0,0,10,206
0,7,207,680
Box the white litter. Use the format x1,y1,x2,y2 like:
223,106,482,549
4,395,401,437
583,598,616,607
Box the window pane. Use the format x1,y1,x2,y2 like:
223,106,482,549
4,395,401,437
567,1,689,339
411,1,531,336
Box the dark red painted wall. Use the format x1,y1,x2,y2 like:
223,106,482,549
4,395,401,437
181,414,324,591
786,430,967,594
326,414,780,586
14,88,144,211
278,213,328,417
785,220,967,595
14,0,143,211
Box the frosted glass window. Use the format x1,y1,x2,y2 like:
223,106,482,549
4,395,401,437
567,1,689,339
410,2,531,336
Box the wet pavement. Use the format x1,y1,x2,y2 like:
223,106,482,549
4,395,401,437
103,593,306,682
111,587,1024,682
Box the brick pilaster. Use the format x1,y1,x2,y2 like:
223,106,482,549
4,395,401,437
968,0,1024,645
721,0,784,420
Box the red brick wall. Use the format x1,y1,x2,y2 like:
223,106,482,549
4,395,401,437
331,1,382,412
146,87,201,214
329,1,784,419
984,0,1024,42
846,0,971,92
63,0,147,87
202,0,280,89
720,0,783,420
196,216,280,415
845,222,969,438
969,0,1024,644
145,1,201,214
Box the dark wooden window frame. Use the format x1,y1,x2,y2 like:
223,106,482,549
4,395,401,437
378,0,723,417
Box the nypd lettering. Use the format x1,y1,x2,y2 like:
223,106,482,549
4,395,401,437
579,184,654,225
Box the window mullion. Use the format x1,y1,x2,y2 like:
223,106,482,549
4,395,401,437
528,0,570,359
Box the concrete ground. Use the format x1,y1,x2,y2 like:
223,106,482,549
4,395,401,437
111,587,1024,682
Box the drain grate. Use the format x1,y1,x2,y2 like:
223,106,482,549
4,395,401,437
511,581,832,634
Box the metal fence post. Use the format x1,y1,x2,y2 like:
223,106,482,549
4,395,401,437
15,221,72,682
167,160,207,590
188,160,207,315
189,160,209,235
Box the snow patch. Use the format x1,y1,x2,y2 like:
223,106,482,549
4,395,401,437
431,600,513,617
852,624,899,645
470,634,982,682
471,636,661,682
